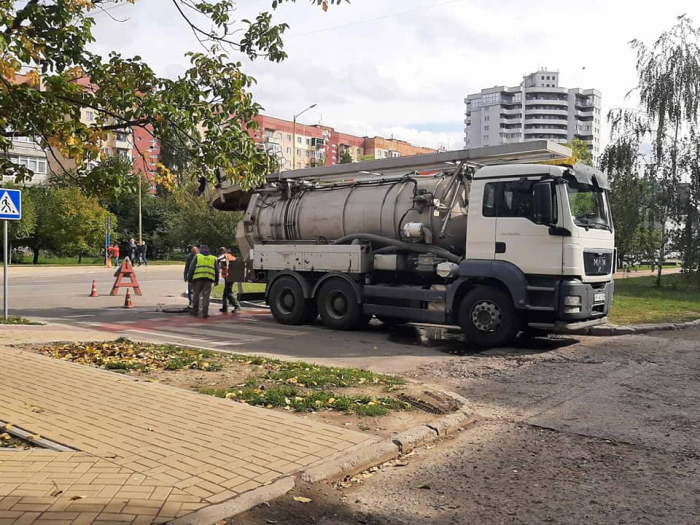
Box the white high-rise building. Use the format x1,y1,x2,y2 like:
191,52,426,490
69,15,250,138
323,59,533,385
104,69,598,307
464,69,602,161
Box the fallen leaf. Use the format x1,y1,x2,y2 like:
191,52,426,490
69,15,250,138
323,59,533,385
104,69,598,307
266,521,278,524
417,484,431,490
51,488,63,497
393,461,408,467
69,495,86,501
30,434,41,440
214,521,226,525
293,496,312,503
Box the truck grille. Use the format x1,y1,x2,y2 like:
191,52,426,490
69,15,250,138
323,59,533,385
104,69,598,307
584,250,613,276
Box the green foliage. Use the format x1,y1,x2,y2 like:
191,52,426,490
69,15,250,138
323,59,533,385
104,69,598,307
0,316,42,325
0,0,345,188
52,155,138,202
563,139,593,166
339,149,353,164
23,186,114,262
609,15,700,285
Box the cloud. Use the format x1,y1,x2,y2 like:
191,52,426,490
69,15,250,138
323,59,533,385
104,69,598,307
88,0,700,150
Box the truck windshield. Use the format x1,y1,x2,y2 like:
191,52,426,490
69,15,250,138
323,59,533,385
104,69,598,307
565,177,611,231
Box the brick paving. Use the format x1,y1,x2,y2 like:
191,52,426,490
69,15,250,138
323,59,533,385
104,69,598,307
0,346,377,525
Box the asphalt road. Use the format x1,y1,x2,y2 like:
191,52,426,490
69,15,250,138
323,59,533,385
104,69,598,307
5,265,700,524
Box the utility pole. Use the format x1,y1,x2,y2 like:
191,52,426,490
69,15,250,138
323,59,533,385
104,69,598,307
138,173,143,243
293,103,317,170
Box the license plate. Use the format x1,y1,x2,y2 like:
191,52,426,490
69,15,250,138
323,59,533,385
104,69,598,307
594,292,606,303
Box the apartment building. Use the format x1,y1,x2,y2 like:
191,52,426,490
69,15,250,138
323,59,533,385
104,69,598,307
249,115,435,170
464,69,602,160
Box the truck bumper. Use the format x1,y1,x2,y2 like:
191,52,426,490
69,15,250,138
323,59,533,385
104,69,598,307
557,278,614,321
527,317,608,332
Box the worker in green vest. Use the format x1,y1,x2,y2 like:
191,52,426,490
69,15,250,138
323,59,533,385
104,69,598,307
186,245,220,318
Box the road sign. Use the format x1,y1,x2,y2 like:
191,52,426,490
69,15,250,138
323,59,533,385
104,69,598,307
0,188,21,221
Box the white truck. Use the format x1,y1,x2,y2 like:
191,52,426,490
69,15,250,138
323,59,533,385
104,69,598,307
212,141,615,347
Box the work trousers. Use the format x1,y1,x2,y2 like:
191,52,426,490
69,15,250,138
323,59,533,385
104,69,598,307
191,279,214,317
222,282,241,311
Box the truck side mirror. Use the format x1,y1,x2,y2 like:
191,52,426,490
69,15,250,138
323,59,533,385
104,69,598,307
533,182,554,225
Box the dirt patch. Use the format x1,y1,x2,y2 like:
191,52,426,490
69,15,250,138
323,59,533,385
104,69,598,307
0,428,37,449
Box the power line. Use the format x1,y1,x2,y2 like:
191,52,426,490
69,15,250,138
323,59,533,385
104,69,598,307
287,0,464,39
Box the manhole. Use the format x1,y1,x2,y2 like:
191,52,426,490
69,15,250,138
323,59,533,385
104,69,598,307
397,391,461,415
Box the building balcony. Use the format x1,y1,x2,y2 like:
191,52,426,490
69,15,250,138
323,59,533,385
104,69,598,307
524,108,569,117
524,98,568,107
500,107,522,115
525,128,568,136
524,118,568,126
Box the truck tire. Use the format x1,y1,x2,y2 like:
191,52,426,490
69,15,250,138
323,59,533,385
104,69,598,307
268,276,311,326
317,279,363,330
458,286,518,348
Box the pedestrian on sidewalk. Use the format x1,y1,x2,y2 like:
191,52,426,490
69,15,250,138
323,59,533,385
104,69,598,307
110,242,120,267
184,245,199,309
187,245,219,318
218,247,241,313
128,238,138,263
138,240,148,267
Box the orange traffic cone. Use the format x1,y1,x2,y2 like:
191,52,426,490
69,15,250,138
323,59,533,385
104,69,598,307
89,280,99,297
123,289,133,309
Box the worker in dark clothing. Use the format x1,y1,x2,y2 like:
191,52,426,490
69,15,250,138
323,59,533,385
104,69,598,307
217,247,241,313
187,245,219,318
184,246,199,309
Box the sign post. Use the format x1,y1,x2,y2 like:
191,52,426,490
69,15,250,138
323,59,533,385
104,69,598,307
0,188,22,320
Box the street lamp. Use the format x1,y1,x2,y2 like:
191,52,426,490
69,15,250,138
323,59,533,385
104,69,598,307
292,103,317,170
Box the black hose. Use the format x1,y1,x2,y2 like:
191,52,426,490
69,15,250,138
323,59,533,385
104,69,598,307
333,233,462,263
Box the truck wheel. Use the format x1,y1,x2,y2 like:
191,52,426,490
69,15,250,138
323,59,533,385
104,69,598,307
458,286,518,348
317,279,363,330
268,276,309,326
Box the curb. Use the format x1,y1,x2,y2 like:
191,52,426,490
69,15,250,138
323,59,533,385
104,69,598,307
301,394,476,484
167,476,295,525
579,318,700,337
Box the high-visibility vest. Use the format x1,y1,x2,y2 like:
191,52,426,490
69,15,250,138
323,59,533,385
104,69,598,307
193,254,217,281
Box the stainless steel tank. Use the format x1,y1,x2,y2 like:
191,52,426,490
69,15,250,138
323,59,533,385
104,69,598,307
244,175,468,255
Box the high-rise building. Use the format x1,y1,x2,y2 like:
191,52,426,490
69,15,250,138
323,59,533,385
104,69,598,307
464,69,602,160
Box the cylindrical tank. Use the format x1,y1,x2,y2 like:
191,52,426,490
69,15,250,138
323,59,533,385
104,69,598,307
248,175,468,255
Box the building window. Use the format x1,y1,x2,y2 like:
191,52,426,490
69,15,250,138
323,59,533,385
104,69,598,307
483,135,489,141
286,147,291,154
484,116,490,122
305,151,309,158
357,148,361,156
85,110,94,121
297,136,302,144
306,138,310,145
296,149,301,156
10,155,47,174
276,132,282,140
286,134,292,141
484,126,489,131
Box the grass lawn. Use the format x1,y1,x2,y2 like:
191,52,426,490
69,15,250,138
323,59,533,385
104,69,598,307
610,273,700,325
211,282,266,298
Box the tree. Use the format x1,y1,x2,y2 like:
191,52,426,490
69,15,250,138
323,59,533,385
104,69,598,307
339,149,353,164
0,0,347,189
608,15,700,285
563,139,594,166
167,180,242,254
24,186,114,263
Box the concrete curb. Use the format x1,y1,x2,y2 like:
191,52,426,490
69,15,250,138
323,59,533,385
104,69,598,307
302,394,476,484
167,476,295,525
578,318,700,337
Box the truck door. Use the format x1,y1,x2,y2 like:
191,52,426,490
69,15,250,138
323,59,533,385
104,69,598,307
465,181,497,260
493,179,563,275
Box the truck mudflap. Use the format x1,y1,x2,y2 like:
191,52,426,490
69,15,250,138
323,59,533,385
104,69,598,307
527,317,608,333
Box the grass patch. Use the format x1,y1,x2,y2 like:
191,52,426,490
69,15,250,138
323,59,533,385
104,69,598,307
196,385,410,417
610,273,700,325
226,354,404,388
0,316,42,325
38,339,222,371
211,282,266,298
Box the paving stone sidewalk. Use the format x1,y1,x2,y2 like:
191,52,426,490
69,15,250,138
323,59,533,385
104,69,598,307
0,346,377,525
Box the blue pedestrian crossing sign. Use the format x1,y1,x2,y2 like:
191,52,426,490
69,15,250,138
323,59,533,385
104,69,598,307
0,188,21,221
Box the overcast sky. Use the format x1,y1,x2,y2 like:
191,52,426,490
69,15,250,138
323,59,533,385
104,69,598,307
90,0,700,150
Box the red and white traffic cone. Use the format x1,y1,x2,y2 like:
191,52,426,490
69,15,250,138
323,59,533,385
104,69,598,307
123,289,133,309
89,280,99,298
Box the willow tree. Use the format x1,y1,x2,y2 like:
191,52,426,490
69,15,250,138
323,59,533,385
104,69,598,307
609,15,700,285
0,0,346,192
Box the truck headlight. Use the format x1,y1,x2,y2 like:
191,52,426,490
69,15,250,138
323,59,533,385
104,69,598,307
564,295,582,306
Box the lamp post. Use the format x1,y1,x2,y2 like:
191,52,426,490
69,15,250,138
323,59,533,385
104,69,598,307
292,103,317,170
